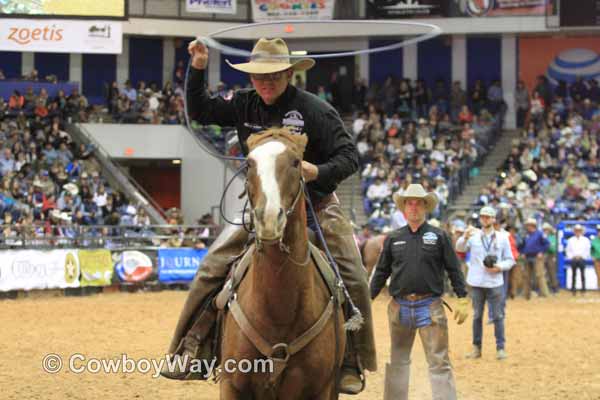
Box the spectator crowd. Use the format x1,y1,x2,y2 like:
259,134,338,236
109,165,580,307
351,77,505,232
0,68,215,248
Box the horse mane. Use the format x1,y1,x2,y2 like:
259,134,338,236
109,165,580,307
246,127,308,158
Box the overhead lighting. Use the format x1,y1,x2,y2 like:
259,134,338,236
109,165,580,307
291,50,307,56
172,159,181,165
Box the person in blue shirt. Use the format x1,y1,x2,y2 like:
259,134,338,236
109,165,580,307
456,206,515,360
520,218,550,299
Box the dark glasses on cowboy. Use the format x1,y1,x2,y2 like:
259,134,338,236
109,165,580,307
250,71,288,81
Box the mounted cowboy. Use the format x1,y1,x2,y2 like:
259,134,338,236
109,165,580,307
161,37,377,393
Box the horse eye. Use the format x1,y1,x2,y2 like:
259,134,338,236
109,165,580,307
293,159,300,168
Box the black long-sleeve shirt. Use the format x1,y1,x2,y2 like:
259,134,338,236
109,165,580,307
370,222,467,299
186,68,359,200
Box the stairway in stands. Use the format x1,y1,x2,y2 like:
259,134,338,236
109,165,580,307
446,129,521,220
336,114,368,227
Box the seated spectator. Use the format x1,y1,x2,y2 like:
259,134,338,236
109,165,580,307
458,105,474,124
8,91,25,111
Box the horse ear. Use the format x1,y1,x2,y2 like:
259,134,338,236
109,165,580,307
295,133,308,156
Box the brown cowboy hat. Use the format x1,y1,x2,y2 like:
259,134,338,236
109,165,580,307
226,38,315,74
393,184,438,213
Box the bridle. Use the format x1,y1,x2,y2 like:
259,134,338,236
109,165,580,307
247,174,308,264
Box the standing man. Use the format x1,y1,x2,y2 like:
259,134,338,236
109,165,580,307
520,218,550,299
543,222,559,294
566,224,591,295
591,224,600,290
162,38,376,393
371,184,469,400
456,207,515,360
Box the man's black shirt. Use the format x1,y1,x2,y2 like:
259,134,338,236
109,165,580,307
186,68,359,200
370,222,467,299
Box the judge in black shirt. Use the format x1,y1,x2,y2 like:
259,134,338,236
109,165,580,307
370,184,468,400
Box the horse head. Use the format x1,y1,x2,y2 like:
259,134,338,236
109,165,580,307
246,128,308,243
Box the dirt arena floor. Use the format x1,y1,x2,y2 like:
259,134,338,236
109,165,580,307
1,289,599,400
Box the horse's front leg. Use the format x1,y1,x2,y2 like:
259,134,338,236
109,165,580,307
220,377,250,400
314,380,338,400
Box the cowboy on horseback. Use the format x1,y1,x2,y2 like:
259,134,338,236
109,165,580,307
161,37,377,394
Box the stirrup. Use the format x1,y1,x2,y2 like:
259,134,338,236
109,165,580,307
339,367,365,395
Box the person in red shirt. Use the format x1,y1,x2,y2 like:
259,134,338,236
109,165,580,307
8,90,24,110
458,105,473,124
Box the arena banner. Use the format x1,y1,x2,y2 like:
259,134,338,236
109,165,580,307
0,250,80,292
114,250,155,283
519,37,600,91
79,250,114,287
251,0,334,21
450,0,549,17
367,0,447,19
0,0,127,19
186,0,237,14
0,19,122,54
158,248,208,283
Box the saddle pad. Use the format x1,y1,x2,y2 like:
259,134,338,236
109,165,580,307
215,243,255,310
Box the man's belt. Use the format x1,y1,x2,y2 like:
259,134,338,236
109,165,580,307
400,293,434,302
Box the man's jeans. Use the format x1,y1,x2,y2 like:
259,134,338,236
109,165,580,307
571,258,586,293
471,286,505,351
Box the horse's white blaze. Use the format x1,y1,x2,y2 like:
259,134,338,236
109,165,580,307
249,141,286,218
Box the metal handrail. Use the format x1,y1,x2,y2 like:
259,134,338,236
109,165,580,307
71,123,168,223
0,224,219,250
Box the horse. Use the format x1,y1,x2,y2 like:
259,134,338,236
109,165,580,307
361,234,386,279
219,129,346,399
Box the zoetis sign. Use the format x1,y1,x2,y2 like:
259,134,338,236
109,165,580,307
0,19,122,54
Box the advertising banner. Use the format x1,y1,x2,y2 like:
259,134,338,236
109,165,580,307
114,250,154,283
0,0,127,18
251,0,334,21
0,250,80,292
186,0,237,14
367,0,446,19
519,37,600,90
158,248,208,283
0,19,122,54
451,0,548,17
79,249,114,287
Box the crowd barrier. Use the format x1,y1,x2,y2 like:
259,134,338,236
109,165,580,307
0,247,209,292
0,80,79,100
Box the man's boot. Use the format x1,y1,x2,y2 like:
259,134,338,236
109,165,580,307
339,331,365,394
384,363,410,400
339,367,364,395
465,345,481,359
496,349,508,360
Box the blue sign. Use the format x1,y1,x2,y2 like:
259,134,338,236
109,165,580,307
158,248,208,283
556,220,599,289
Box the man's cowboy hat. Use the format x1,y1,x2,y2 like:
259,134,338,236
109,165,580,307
226,38,315,74
525,218,537,226
542,222,554,232
393,184,438,213
573,224,585,231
